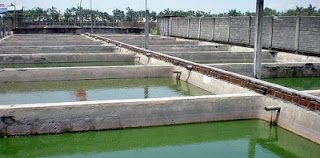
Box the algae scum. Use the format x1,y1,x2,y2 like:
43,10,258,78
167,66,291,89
264,77,320,90
0,78,211,105
0,120,320,158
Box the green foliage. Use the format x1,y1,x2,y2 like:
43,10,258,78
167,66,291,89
21,4,320,24
227,9,243,16
150,27,157,35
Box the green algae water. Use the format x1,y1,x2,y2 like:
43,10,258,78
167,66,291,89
264,77,320,90
0,120,319,158
0,61,135,68
0,78,211,105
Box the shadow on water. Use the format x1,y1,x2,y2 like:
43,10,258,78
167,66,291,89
0,120,319,158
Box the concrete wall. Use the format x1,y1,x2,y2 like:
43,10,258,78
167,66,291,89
0,66,174,82
229,17,250,45
0,94,263,137
189,18,200,39
272,17,297,51
200,17,215,40
213,18,230,42
299,17,320,55
158,16,320,56
249,16,273,48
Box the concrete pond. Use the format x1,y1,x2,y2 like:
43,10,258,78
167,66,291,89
0,120,319,158
0,33,320,157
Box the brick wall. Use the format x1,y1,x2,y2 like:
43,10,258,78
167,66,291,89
249,17,273,48
171,17,180,37
299,17,320,55
200,17,214,40
214,18,229,42
229,17,250,45
189,18,200,39
272,17,297,51
178,17,189,37
158,16,320,56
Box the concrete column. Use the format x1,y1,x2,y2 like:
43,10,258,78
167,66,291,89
187,17,190,38
254,0,264,79
198,17,202,39
90,0,93,33
167,18,170,36
156,17,159,35
162,18,165,36
212,18,215,41
170,17,173,36
145,10,150,49
248,16,252,46
3,16,6,37
0,16,3,38
269,16,274,48
294,16,301,51
227,17,231,43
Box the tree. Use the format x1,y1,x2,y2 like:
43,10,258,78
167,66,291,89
150,11,157,21
264,8,278,16
112,9,125,22
125,7,135,22
228,9,242,16
47,6,60,21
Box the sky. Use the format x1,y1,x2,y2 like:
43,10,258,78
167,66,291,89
1,0,320,14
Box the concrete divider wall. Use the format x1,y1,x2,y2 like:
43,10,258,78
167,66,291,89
0,94,264,137
0,45,117,54
0,66,174,82
158,16,320,56
0,53,135,64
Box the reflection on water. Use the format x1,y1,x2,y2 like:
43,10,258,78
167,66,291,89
0,78,212,105
0,120,319,158
73,90,87,101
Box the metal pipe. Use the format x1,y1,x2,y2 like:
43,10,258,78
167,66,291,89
265,105,281,126
187,65,193,71
265,106,281,111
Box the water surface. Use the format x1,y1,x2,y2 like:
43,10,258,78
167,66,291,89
0,78,212,105
0,120,319,158
264,77,320,90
